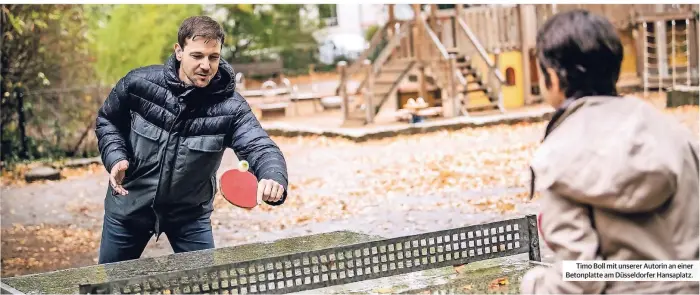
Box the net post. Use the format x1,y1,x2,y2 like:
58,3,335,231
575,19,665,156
526,214,541,262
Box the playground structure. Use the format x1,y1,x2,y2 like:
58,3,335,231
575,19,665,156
334,4,699,126
237,4,698,127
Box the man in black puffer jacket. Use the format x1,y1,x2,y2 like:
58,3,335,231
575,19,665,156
94,16,288,263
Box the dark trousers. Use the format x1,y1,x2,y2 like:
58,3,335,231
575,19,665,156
98,212,215,264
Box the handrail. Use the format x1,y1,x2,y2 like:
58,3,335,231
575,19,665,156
455,70,467,85
373,21,411,73
355,22,412,94
418,16,449,60
418,15,467,88
456,17,506,83
336,22,393,96
347,22,392,75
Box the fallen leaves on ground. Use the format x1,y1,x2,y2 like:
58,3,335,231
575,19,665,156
488,277,510,290
1,163,105,187
374,287,394,294
213,122,546,230
1,224,99,277
454,264,467,274
467,191,541,214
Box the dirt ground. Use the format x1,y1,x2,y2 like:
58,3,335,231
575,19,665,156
1,93,697,278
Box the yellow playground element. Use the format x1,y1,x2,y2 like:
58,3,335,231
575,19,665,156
467,51,524,110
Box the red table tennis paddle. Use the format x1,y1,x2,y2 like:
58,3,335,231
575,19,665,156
220,160,261,209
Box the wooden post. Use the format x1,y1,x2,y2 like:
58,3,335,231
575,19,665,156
388,4,395,24
493,48,503,108
635,22,645,85
412,4,422,61
308,64,315,91
449,56,460,117
688,18,699,85
519,4,534,104
455,4,464,18
419,67,428,100
15,86,28,159
387,4,396,38
654,4,668,81
643,22,649,97
363,59,374,123
455,4,464,52
337,61,349,120
430,4,439,38
412,4,427,99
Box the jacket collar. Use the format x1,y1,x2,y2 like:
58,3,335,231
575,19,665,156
164,53,237,99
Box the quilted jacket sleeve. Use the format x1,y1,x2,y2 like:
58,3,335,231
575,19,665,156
228,95,289,205
95,75,131,173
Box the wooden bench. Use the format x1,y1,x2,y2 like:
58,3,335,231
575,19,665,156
254,101,289,120
290,93,324,115
240,88,289,98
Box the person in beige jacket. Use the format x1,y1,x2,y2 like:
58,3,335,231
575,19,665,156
520,9,699,294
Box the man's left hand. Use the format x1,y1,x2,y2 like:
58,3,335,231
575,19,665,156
257,179,284,203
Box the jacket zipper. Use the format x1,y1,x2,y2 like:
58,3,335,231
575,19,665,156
151,95,186,241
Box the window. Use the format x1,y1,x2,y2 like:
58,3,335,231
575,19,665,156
505,67,516,86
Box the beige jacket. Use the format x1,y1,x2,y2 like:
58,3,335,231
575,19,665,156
520,96,699,294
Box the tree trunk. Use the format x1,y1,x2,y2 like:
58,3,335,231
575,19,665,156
15,87,28,159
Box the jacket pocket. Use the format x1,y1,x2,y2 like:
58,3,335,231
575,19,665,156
171,135,225,205
179,135,225,176
129,112,163,163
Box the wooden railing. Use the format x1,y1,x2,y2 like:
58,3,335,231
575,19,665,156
336,20,412,96
454,16,505,108
462,5,521,52
455,18,506,83
359,21,412,94
336,21,393,96
349,23,390,75
415,13,466,115
431,8,506,101
337,21,414,122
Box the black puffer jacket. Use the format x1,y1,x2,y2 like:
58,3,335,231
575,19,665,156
95,54,288,234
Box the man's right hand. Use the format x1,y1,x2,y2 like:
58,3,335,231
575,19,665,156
110,160,129,195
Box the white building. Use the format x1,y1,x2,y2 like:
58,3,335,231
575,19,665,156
314,4,415,64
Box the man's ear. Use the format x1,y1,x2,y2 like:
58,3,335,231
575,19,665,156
546,67,560,94
174,43,183,61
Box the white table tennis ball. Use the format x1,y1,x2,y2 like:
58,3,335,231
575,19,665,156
238,160,250,172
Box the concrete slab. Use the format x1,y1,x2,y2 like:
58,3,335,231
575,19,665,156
297,254,537,294
1,231,381,294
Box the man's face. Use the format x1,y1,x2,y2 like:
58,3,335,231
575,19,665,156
174,37,221,88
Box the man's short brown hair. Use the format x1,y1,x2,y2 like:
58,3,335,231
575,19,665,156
178,16,225,48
